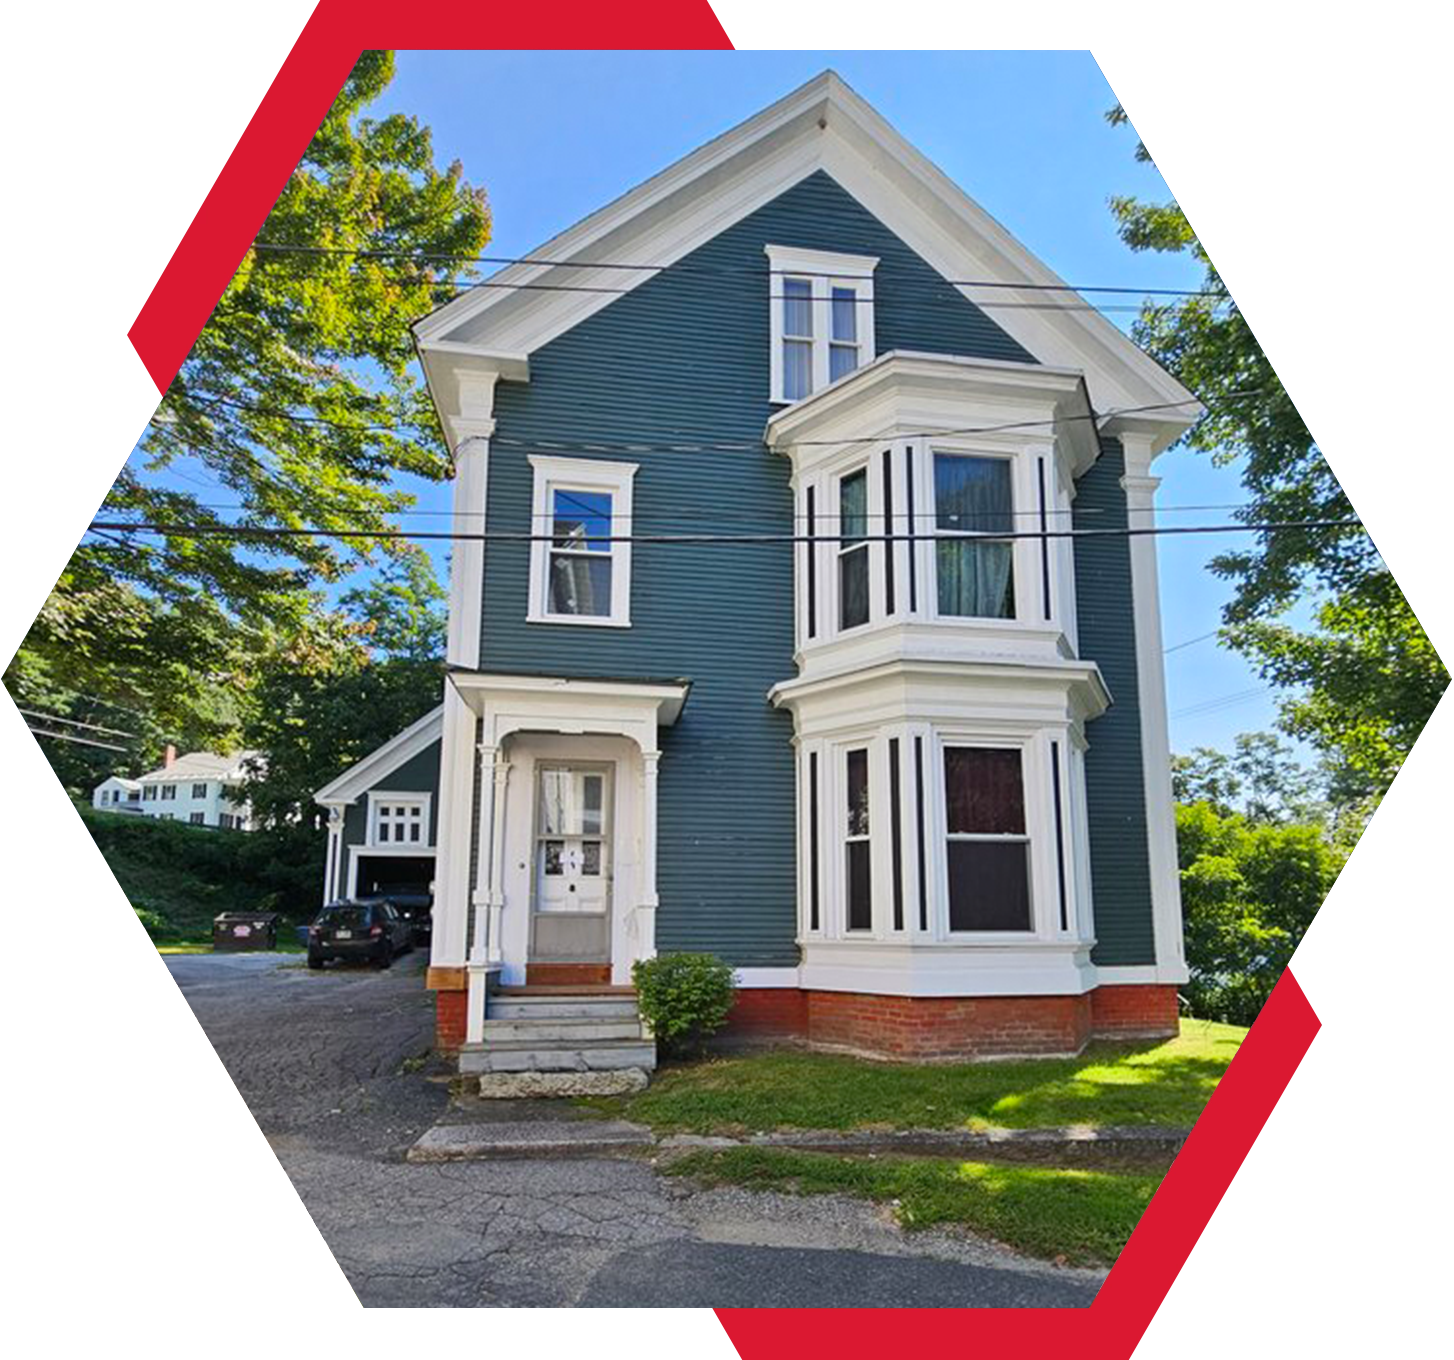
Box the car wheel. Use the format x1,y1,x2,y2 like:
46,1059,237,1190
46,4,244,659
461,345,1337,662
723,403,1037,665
307,950,324,970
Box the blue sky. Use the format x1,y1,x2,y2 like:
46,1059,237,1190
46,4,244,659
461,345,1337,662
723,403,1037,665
146,50,1305,757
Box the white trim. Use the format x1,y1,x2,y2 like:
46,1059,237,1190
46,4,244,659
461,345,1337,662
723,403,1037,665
766,244,878,404
525,455,638,628
364,790,433,850
1095,964,1191,987
799,940,1098,997
345,842,438,900
313,706,443,806
734,967,802,989
415,72,1198,443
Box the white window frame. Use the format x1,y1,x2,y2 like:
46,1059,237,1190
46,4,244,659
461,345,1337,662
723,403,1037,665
766,245,878,405
924,444,1033,626
526,455,638,628
367,791,433,849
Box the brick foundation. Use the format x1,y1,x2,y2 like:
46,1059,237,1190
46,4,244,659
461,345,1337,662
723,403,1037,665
724,983,1178,1060
1090,983,1180,1038
435,989,467,1052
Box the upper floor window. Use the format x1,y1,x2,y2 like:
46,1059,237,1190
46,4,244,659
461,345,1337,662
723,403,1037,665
845,747,872,931
192,782,208,799
160,785,176,801
934,453,1016,620
837,468,870,631
527,455,638,628
766,246,877,404
143,785,157,802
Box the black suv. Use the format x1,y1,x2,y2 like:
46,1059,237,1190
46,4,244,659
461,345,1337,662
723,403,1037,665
356,892,433,947
307,900,413,970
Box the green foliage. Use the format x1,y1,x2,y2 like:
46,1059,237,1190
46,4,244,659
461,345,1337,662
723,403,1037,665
1107,107,1448,805
1172,730,1326,825
6,49,489,754
1176,800,1343,1025
80,802,309,940
631,952,736,1057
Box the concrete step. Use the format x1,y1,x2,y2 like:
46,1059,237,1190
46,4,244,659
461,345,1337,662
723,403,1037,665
481,1017,644,1043
459,1039,657,1075
488,997,641,1021
476,1069,651,1099
408,1119,653,1160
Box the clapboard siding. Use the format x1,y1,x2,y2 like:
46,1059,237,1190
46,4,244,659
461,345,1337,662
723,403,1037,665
479,171,1029,967
341,740,442,854
1073,438,1155,966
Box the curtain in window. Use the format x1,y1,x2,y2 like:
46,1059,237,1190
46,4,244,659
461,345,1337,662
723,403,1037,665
935,455,1014,618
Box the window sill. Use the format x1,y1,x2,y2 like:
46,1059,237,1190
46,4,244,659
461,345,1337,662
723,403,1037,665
526,611,632,629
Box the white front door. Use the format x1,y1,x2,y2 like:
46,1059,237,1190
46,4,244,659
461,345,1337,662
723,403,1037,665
531,765,612,963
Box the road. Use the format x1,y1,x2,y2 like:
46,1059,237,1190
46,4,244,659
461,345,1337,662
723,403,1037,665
166,950,1104,1308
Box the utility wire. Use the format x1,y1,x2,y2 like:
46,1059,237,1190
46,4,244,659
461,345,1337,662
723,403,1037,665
16,708,137,739
26,726,131,753
86,518,1365,548
1163,629,1223,655
249,241,1221,298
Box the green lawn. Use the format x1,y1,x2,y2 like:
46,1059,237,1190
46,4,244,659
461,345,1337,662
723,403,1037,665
590,1020,1245,1134
665,1147,1159,1265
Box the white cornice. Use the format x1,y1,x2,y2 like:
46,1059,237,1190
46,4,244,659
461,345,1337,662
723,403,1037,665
410,70,1197,437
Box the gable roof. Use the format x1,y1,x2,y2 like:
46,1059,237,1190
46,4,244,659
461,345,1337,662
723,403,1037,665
417,70,1198,454
138,751,259,783
314,706,443,807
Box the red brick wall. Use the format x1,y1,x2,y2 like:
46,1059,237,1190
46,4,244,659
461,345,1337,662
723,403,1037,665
1090,984,1180,1038
724,983,1178,1059
435,989,467,1052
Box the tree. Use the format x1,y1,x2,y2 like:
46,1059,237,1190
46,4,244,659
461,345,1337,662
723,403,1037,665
6,50,489,748
1176,800,1343,1026
1172,731,1324,825
1108,108,1447,807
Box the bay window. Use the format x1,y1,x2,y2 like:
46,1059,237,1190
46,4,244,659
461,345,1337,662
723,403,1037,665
845,747,872,931
837,468,870,631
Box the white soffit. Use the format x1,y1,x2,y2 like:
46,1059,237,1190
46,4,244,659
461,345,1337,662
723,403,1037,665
415,70,1197,430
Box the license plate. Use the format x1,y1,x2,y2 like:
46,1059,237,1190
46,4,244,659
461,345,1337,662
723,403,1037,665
232,924,251,937
334,929,352,940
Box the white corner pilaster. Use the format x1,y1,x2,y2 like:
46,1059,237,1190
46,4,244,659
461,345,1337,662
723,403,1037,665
429,682,477,974
323,806,344,904
1120,433,1189,984
635,749,661,965
486,753,512,967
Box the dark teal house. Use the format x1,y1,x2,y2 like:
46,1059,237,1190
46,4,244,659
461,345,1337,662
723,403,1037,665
317,73,1196,1081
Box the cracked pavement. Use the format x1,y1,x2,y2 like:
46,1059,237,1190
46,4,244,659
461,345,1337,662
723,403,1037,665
167,950,1105,1308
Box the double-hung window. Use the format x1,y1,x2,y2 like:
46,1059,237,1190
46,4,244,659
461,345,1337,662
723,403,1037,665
837,468,870,631
934,453,1016,620
767,246,877,404
143,785,156,802
943,746,1032,932
192,782,208,800
527,456,638,628
160,784,176,802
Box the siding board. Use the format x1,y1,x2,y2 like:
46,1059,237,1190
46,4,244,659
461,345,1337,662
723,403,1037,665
479,171,1052,967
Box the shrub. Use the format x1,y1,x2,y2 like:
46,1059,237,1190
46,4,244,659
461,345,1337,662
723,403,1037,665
632,952,735,1058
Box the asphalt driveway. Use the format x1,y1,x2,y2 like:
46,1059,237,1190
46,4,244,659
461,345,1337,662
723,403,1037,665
166,950,1104,1308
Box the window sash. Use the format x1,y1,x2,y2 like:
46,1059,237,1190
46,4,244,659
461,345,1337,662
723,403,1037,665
933,453,1016,619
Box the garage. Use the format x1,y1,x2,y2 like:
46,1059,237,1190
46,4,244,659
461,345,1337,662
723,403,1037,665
352,853,435,900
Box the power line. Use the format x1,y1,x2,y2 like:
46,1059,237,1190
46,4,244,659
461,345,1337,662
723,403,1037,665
1171,686,1271,720
15,708,137,739
26,726,130,753
250,241,1221,298
166,390,1258,454
1164,629,1222,655
86,518,1365,548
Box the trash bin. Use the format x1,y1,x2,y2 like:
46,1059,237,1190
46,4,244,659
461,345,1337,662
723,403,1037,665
212,912,281,952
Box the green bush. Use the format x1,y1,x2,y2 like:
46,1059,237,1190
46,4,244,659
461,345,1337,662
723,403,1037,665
632,952,735,1058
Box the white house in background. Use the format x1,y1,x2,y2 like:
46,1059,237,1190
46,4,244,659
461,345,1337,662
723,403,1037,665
92,749,260,830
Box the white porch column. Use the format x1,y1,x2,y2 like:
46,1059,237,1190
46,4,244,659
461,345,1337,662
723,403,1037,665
487,753,512,964
1121,433,1189,983
429,682,476,974
635,749,661,964
323,808,344,904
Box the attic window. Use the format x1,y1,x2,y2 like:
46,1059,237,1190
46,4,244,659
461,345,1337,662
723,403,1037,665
766,245,877,404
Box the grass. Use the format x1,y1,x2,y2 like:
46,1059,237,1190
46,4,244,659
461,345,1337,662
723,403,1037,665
588,1020,1245,1134
665,1147,1159,1265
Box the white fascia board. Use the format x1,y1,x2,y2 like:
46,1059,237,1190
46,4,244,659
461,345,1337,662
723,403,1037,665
413,69,1194,444
312,705,444,807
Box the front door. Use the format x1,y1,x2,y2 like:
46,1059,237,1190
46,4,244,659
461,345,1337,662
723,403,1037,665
530,765,612,964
